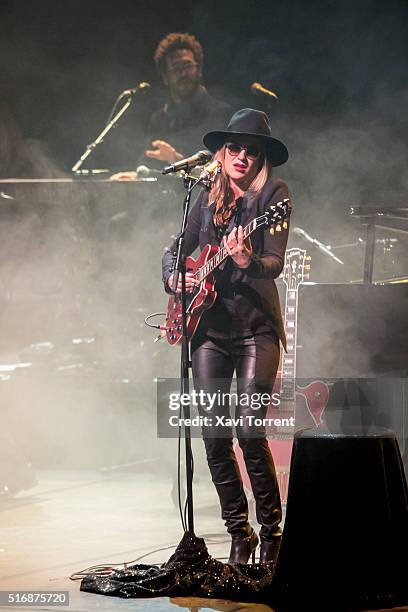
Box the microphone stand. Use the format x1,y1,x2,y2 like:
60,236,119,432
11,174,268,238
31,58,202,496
72,96,133,174
170,171,212,534
293,227,345,265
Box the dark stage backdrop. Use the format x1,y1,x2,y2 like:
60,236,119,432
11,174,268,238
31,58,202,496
1,0,407,171
0,0,407,272
0,0,407,471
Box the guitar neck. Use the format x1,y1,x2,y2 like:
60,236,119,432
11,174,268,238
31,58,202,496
280,287,299,402
195,218,258,282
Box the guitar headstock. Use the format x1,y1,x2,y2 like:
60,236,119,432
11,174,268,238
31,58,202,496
256,198,291,233
281,247,311,290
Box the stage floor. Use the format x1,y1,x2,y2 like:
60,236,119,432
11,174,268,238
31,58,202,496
0,468,406,612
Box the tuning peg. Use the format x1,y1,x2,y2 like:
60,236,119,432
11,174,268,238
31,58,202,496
270,227,275,235
305,255,312,261
276,225,282,232
282,221,288,230
304,264,311,270
304,273,310,280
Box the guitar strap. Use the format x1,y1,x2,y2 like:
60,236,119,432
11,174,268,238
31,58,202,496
217,197,245,272
232,196,244,229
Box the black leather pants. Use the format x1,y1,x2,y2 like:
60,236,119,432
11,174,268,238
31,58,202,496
191,332,282,541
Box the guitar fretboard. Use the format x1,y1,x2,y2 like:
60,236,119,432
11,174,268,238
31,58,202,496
280,287,298,401
195,219,257,282
193,199,289,283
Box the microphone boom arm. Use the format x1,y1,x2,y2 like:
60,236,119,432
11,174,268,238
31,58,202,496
72,97,133,173
293,227,345,265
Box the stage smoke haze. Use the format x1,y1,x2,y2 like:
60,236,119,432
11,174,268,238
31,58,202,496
0,0,406,492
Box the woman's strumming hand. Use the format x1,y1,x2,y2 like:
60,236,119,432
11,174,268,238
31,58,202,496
167,272,198,293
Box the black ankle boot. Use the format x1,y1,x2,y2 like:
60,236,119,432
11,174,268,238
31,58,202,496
228,529,259,565
259,536,281,563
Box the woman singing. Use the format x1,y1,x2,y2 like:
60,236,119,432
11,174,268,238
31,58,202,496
162,108,291,564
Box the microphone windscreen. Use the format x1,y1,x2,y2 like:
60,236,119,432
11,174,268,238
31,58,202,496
136,165,150,177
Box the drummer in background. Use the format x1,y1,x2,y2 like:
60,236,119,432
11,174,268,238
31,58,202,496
111,32,230,180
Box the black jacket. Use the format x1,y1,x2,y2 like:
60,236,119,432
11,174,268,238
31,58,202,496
147,86,231,161
162,178,291,348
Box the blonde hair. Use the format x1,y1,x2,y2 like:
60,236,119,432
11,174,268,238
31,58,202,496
209,144,271,213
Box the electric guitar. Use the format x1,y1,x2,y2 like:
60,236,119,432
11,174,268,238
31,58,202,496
235,247,329,504
267,247,329,435
165,199,291,345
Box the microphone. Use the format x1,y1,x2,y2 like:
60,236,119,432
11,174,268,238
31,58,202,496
162,150,212,175
250,82,279,100
104,82,151,127
292,227,344,265
292,227,314,241
136,164,163,178
119,82,151,98
198,160,221,181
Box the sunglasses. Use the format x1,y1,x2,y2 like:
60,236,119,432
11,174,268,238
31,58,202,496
225,142,263,160
167,61,198,75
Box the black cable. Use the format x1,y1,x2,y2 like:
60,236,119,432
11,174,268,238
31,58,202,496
69,544,176,580
177,413,186,532
183,440,194,530
178,357,196,533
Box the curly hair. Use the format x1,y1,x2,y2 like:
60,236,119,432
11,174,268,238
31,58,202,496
154,32,203,75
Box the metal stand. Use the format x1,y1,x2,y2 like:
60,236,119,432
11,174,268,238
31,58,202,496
170,169,216,532
72,97,133,174
170,175,201,533
363,223,376,283
350,205,408,284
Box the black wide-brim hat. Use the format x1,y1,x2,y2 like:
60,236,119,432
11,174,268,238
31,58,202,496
203,108,288,167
